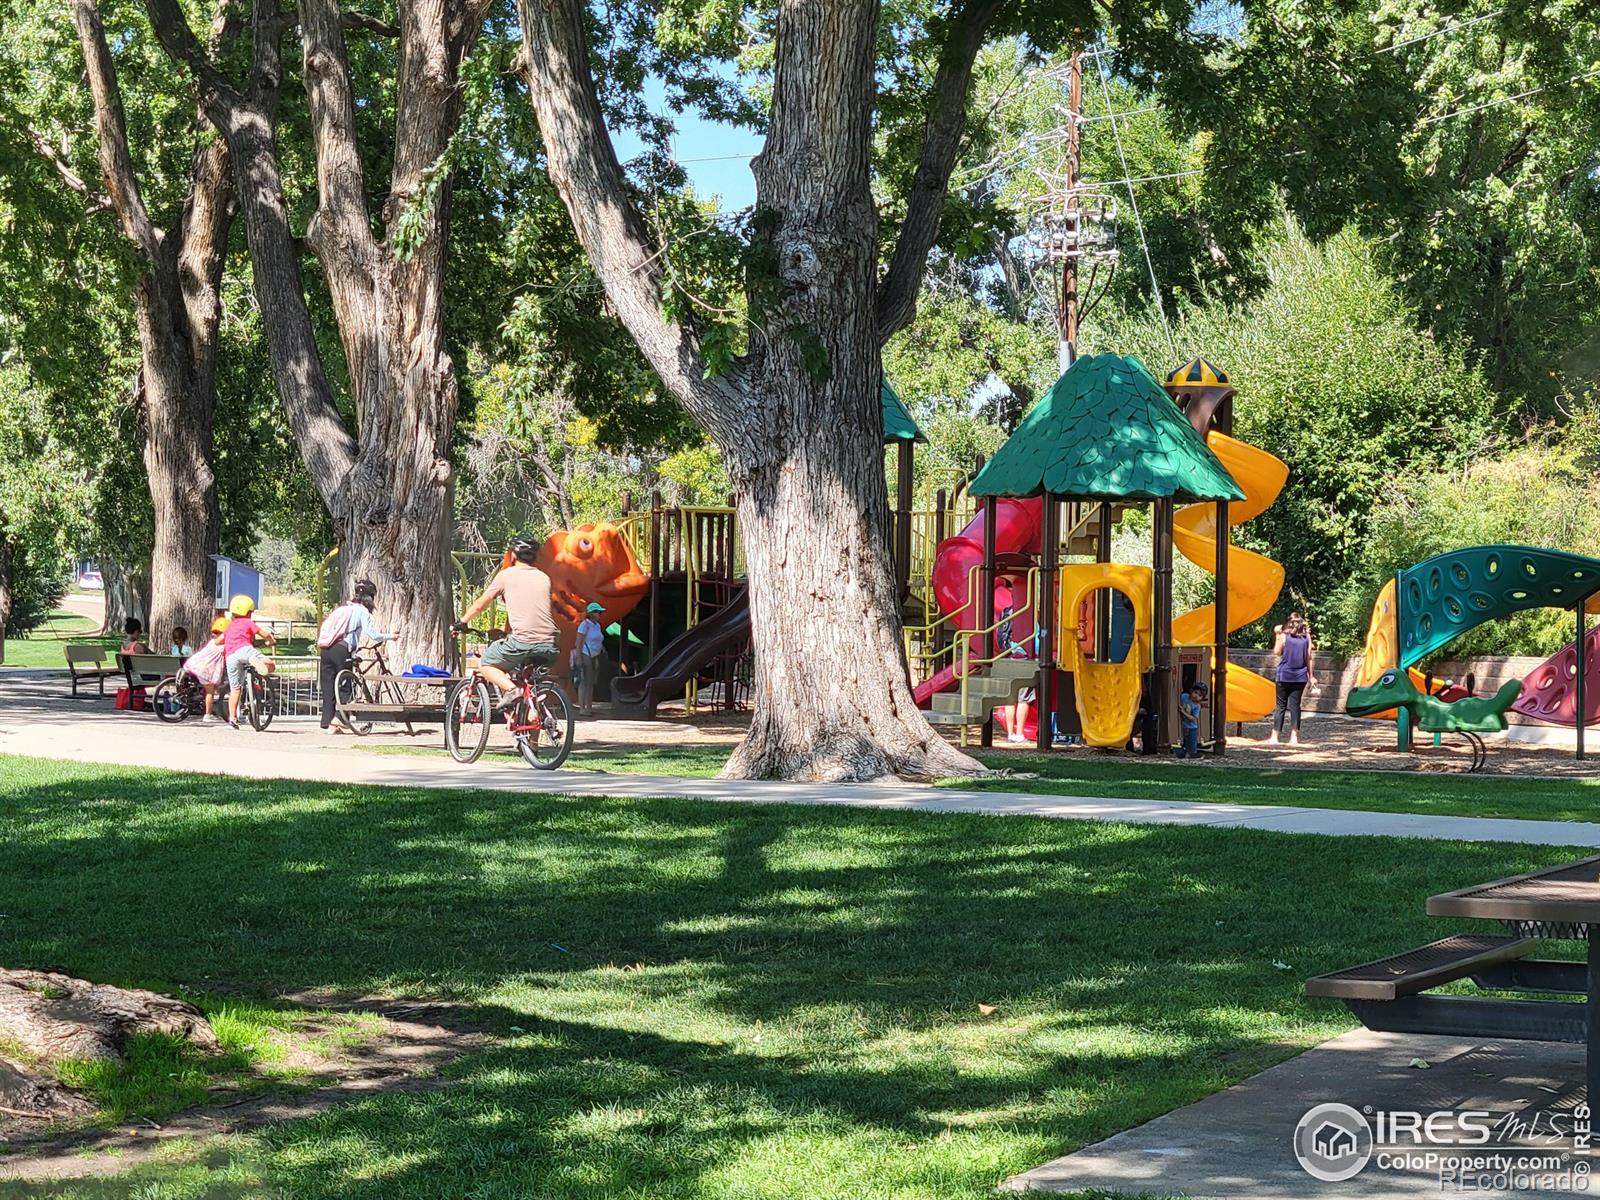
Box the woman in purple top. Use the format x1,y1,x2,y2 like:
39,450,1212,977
1269,611,1317,745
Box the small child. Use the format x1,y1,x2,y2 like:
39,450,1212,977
1177,681,1208,759
180,616,229,722
169,626,193,657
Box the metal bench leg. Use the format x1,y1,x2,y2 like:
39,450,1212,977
1589,933,1600,1105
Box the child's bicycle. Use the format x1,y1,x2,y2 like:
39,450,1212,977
152,672,207,723
444,658,573,769
242,663,276,731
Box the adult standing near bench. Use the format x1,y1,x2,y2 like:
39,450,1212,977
317,579,398,733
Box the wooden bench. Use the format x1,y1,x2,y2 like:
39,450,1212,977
64,645,119,698
122,653,186,700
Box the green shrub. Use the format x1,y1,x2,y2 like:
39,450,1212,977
1325,424,1600,658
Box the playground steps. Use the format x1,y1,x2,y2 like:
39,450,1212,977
924,660,1038,726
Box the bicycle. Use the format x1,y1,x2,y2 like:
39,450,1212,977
332,645,414,736
243,663,276,732
152,672,208,723
445,658,573,769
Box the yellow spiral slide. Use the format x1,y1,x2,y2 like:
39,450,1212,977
1171,431,1290,722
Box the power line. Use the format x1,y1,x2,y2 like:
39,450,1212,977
1378,8,1503,54
1092,37,1175,359
1420,65,1600,125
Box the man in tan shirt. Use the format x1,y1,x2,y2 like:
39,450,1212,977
454,536,560,700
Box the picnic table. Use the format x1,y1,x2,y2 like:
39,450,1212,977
336,670,465,735
1308,854,1600,1101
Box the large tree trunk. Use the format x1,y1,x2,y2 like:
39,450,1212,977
100,558,149,633
146,0,471,670
71,0,232,647
516,0,994,780
720,0,970,780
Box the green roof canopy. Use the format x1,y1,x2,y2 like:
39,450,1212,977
970,353,1244,502
881,380,923,443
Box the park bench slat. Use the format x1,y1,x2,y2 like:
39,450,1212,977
339,704,446,717
65,644,120,698
1305,934,1535,1002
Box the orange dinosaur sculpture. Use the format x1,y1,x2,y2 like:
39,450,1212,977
495,522,650,671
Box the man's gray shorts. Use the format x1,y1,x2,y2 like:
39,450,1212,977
482,637,557,673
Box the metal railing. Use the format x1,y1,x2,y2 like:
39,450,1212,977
953,570,1040,747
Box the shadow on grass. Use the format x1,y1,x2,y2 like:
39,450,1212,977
0,757,1587,1198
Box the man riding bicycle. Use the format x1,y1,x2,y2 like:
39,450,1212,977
453,535,560,705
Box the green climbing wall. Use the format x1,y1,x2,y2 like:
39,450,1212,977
1396,545,1600,668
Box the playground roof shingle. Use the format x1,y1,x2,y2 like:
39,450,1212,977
881,380,922,443
970,353,1245,502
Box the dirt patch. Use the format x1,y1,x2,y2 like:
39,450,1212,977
0,998,488,1183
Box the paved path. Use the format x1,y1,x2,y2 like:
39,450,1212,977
2,675,1595,847
1004,1030,1589,1197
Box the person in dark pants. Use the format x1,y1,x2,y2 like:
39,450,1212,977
1269,611,1317,745
318,580,397,732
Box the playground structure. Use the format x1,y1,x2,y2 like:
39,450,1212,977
1350,545,1600,760
908,353,1283,755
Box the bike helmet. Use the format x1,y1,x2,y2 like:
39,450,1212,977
210,616,229,634
508,534,539,564
228,594,255,617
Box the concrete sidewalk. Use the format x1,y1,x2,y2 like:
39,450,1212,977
0,678,1593,847
1004,1030,1590,1197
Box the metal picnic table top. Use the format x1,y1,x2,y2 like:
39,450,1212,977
1428,853,1600,933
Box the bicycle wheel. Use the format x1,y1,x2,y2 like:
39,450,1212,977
153,677,188,723
247,673,275,731
445,679,493,764
334,668,375,735
515,683,573,770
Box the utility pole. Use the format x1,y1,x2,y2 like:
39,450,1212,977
1058,49,1082,373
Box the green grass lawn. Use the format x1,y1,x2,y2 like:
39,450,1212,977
429,741,1600,824
0,753,1586,1197
2,608,105,668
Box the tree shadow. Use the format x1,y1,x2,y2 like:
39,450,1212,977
0,766,1582,1196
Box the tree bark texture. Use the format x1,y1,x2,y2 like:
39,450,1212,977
148,0,481,667
99,558,148,632
0,969,219,1064
0,969,218,1119
71,0,233,644
519,0,993,779
0,1055,95,1120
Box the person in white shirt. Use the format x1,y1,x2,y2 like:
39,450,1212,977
319,580,399,732
572,601,606,717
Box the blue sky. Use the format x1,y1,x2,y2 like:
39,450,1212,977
610,77,763,212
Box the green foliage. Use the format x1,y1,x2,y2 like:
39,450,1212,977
1326,420,1600,658
1147,1,1600,408
0,367,89,639
1098,222,1497,647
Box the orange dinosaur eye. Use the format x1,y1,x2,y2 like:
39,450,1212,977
578,538,593,554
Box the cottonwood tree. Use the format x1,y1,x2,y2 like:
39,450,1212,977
145,0,492,664
0,0,236,640
515,0,1107,779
